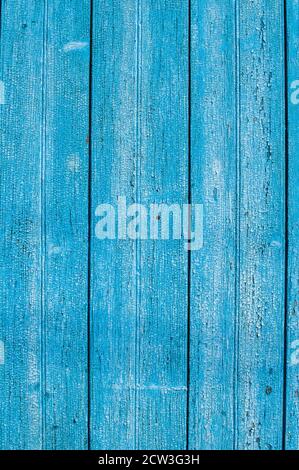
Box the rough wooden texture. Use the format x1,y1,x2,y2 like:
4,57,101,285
131,0,188,450
0,0,297,451
43,0,90,450
189,0,237,450
90,0,188,450
285,0,299,450
89,0,139,449
236,0,285,450
0,0,44,449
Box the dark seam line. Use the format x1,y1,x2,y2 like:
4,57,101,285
87,0,94,451
282,0,289,451
0,0,2,38
186,0,192,451
233,0,241,451
41,0,49,450
134,0,141,450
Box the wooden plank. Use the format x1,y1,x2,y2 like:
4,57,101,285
90,0,188,449
0,0,291,451
135,0,188,450
0,0,44,449
188,0,237,450
90,0,139,449
236,0,285,450
43,0,90,449
285,0,299,450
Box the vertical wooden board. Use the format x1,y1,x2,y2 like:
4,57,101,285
137,0,188,449
285,0,299,450
90,0,138,449
237,0,285,450
189,0,237,450
0,0,44,449
43,0,90,449
90,0,188,449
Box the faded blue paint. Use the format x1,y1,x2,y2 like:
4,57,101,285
0,0,297,451
42,0,90,450
285,0,299,450
236,0,285,450
188,0,237,450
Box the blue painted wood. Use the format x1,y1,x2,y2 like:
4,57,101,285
43,0,90,449
0,0,90,450
0,0,296,451
90,0,188,450
0,0,44,449
188,0,237,450
236,0,285,450
134,0,188,450
89,0,138,449
285,0,299,450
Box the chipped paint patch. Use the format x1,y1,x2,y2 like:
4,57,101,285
111,384,187,392
270,240,282,248
212,159,222,176
0,341,4,365
48,243,62,256
63,41,89,52
291,340,299,366
0,81,5,105
67,154,80,173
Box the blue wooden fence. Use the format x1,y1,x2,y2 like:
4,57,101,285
0,0,298,450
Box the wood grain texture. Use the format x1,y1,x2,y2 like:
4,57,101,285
188,0,237,450
0,0,44,449
285,0,299,450
43,0,90,449
135,0,188,450
0,0,298,451
90,0,188,450
236,0,285,450
90,0,138,449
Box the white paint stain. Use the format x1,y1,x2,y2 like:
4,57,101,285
111,384,187,392
290,340,299,366
0,81,5,105
0,341,4,365
48,243,62,256
270,240,281,248
67,154,80,173
212,159,222,176
63,41,89,52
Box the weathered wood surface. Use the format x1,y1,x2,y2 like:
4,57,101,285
189,0,237,449
236,0,285,450
285,0,299,450
0,0,297,450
